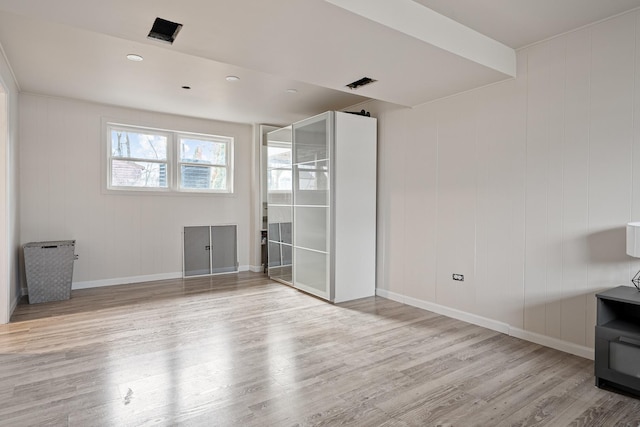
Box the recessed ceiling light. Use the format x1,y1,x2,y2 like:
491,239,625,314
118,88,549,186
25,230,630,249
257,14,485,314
126,54,144,62
225,75,240,82
181,86,191,90
285,88,298,93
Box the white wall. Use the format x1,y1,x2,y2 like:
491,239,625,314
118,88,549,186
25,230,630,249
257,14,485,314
0,43,20,321
19,94,253,289
363,10,640,358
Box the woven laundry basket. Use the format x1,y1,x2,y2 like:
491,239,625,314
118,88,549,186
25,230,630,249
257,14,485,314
24,240,75,304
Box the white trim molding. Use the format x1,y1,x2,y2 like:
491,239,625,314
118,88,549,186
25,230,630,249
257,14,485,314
376,288,593,361
69,266,253,291
0,41,20,91
72,272,184,290
509,328,594,360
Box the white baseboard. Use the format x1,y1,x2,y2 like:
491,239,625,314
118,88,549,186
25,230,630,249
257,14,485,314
509,327,594,360
248,265,265,273
71,266,255,291
72,272,183,290
376,288,594,360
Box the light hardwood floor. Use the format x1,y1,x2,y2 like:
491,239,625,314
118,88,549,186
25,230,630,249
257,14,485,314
1,272,639,426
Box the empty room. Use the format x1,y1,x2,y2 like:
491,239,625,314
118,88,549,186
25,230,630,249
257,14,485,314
1,0,640,425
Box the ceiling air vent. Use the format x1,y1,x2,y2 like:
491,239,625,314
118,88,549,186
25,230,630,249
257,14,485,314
346,77,377,90
147,17,183,44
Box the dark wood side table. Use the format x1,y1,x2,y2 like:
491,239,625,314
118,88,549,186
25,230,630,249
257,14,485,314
595,285,640,396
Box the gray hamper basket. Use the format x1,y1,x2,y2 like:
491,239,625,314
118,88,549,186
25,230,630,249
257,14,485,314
24,240,75,304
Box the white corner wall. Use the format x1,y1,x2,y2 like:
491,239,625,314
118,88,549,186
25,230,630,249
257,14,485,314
367,9,640,359
0,42,20,322
19,94,253,289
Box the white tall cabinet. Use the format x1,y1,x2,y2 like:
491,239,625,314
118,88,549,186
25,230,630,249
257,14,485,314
291,111,376,303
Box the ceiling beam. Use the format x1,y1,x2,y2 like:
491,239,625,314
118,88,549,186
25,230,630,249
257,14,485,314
325,0,516,78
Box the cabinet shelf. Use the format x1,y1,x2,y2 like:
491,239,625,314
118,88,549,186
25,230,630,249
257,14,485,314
599,319,640,338
293,159,329,165
294,246,328,255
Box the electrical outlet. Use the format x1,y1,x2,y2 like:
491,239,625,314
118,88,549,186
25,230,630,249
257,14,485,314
452,274,464,281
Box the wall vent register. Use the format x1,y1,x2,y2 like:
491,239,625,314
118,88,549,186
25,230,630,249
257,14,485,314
183,225,237,277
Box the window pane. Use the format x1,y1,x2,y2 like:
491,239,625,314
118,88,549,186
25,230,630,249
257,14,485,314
111,130,167,160
112,160,168,188
180,138,226,165
267,146,291,168
268,169,292,191
181,165,227,190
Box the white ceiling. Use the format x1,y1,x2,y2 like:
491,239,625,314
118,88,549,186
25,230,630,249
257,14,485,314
414,0,640,48
0,0,639,125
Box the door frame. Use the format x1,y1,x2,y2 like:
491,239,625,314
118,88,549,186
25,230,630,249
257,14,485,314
0,77,10,324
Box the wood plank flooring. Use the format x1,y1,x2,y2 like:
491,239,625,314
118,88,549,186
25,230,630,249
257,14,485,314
1,272,639,426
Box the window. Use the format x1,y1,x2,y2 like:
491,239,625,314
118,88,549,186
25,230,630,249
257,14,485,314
109,126,169,189
267,145,292,192
178,135,232,192
106,123,233,193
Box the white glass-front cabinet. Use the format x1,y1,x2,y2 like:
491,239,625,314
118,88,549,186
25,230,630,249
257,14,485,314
266,126,293,285
293,113,331,298
291,111,377,303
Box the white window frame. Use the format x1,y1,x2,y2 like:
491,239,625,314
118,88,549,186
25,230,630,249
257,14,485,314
176,132,234,193
106,123,173,192
105,122,234,194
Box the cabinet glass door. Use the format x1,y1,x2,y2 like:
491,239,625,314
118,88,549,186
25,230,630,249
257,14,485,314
292,112,332,299
267,127,293,284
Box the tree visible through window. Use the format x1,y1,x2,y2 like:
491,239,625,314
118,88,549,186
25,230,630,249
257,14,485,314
110,129,168,188
107,123,234,193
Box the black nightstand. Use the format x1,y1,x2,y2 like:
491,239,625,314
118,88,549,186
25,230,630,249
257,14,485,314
595,286,640,396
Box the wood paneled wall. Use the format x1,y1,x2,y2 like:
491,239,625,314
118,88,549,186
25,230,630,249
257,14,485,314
19,94,253,288
368,10,640,353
